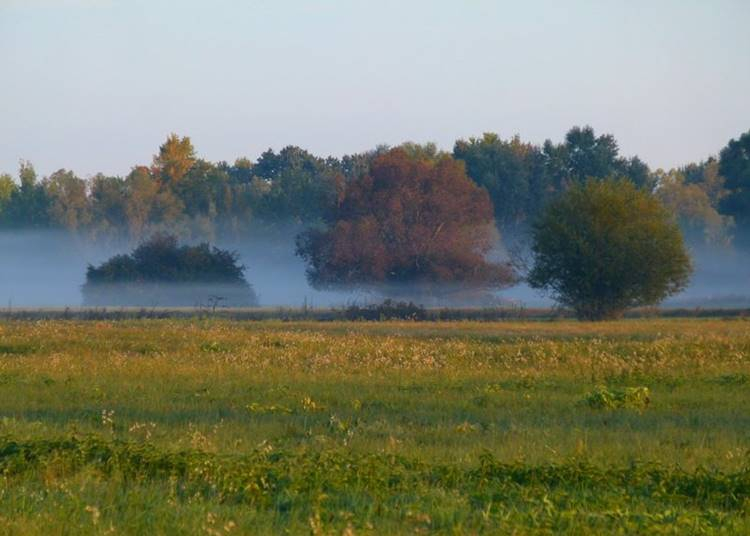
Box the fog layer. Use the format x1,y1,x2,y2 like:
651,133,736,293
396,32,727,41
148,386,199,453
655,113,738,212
0,232,747,308
0,231,353,308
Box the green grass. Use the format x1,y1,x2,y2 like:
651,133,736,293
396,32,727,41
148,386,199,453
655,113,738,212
0,318,749,533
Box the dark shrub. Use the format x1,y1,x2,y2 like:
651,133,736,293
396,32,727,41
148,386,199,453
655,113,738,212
82,234,257,307
343,299,427,321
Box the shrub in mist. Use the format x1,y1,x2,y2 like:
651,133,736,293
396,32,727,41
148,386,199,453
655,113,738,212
82,234,257,307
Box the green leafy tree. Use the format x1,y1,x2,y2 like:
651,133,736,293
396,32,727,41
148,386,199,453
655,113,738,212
177,160,224,218
4,161,50,228
681,158,725,206
543,126,653,190
339,145,390,180
174,160,237,239
124,166,185,240
89,174,129,241
211,158,260,237
124,167,161,239
655,160,732,247
563,126,620,183
0,173,17,222
45,169,91,231
621,156,654,190
528,179,692,320
718,130,750,247
655,169,731,246
221,157,254,184
252,146,342,224
454,133,550,232
397,141,447,163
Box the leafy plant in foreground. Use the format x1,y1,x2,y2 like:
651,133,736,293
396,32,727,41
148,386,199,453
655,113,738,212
583,385,651,410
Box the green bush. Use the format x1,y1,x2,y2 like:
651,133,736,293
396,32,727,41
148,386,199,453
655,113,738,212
82,234,257,306
528,179,692,320
583,385,651,410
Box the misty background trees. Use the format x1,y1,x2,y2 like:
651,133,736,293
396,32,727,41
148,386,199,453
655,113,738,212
0,126,742,252
718,131,750,248
0,125,748,308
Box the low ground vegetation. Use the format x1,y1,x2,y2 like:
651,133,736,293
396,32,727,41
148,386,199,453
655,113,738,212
0,318,748,533
343,300,427,321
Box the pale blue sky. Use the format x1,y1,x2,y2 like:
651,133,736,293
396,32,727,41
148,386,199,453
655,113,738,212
1,0,749,178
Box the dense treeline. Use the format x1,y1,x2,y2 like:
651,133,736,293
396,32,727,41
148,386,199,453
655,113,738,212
0,126,746,250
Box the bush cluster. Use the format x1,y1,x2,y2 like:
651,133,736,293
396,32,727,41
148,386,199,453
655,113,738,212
82,234,257,307
343,300,428,321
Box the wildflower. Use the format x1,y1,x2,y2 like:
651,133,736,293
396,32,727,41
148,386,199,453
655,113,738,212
85,505,100,525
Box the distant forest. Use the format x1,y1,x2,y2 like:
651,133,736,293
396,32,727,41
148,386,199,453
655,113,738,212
1,126,748,252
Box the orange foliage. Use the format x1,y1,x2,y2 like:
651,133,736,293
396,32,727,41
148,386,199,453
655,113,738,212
297,148,515,293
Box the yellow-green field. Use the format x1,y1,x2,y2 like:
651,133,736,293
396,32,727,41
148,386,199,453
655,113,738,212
0,319,749,534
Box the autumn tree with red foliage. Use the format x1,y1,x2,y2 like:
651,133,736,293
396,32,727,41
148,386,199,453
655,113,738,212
296,148,515,299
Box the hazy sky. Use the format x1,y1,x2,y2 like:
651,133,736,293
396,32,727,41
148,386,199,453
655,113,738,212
1,0,749,178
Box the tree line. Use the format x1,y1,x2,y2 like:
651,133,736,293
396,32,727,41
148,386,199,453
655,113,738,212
2,126,748,250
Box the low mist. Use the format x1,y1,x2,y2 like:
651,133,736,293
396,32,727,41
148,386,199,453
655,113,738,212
0,231,353,308
0,231,747,309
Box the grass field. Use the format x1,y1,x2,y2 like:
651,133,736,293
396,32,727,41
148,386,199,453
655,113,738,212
0,318,749,534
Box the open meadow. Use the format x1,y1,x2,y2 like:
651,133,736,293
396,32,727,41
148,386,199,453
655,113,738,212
0,318,749,534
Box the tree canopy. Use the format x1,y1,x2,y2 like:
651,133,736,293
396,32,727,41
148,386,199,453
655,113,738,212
452,126,656,241
528,179,692,320
250,146,342,224
655,163,731,247
718,129,750,246
296,148,515,299
154,134,196,184
453,133,549,233
0,128,739,254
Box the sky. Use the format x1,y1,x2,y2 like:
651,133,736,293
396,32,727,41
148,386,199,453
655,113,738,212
1,0,749,178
